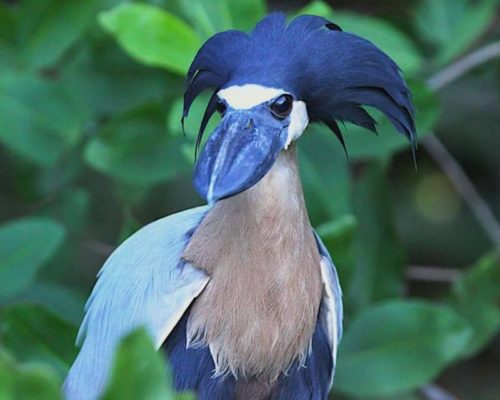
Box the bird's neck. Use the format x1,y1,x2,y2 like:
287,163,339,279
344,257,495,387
184,143,313,269
233,144,309,226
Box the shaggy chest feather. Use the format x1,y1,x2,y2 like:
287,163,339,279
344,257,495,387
182,148,323,381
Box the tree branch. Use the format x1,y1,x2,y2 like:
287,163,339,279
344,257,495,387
406,265,460,283
428,40,500,91
423,136,500,251
423,40,500,252
82,238,114,258
420,384,458,400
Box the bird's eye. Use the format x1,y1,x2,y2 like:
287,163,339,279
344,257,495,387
216,97,227,115
270,94,293,119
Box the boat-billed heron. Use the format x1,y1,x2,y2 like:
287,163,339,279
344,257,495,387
64,13,415,400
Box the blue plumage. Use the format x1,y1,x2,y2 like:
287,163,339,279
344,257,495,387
64,207,211,400
274,320,332,400
184,12,416,153
164,306,332,400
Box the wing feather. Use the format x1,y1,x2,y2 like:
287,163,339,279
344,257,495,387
314,231,343,388
64,206,210,400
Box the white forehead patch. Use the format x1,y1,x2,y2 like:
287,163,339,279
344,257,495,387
286,101,309,149
218,84,309,148
218,84,284,110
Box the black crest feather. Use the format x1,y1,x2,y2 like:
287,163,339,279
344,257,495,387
184,12,416,151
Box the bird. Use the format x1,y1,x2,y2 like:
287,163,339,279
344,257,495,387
64,12,416,400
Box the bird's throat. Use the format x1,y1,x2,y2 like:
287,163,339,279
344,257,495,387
182,144,323,381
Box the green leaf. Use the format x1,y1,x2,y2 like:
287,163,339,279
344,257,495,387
437,0,496,65
335,300,472,397
448,252,500,357
10,282,86,326
42,188,90,232
14,0,100,68
102,329,194,400
0,5,15,44
297,1,422,74
295,0,332,20
177,0,266,38
348,162,406,313
298,127,352,225
0,5,16,69
0,217,66,298
316,215,357,290
99,3,202,75
415,0,468,46
0,305,78,378
0,349,63,400
335,80,440,160
415,0,496,65
226,0,266,31
316,215,357,251
0,72,88,166
84,103,190,186
177,0,232,38
63,42,182,118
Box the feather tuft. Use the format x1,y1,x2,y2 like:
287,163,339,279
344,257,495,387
183,13,416,152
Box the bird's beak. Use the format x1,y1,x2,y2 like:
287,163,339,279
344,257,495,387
193,109,288,203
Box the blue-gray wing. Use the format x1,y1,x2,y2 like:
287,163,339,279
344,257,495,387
314,231,343,388
64,206,211,400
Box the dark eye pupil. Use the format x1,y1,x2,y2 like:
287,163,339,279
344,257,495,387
216,98,227,115
270,94,293,118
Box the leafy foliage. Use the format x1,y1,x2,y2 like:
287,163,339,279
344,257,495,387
102,329,193,400
0,349,62,400
448,253,500,357
335,300,472,396
415,0,497,65
0,305,77,377
348,162,407,313
83,103,190,186
0,72,88,166
99,4,201,75
7,0,100,69
0,0,498,398
0,217,66,298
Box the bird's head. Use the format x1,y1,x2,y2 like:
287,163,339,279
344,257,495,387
183,13,416,203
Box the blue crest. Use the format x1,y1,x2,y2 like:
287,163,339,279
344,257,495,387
184,12,416,155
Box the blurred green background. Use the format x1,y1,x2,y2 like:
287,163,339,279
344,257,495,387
0,0,499,399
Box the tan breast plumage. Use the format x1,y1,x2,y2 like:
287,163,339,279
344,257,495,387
182,147,323,381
